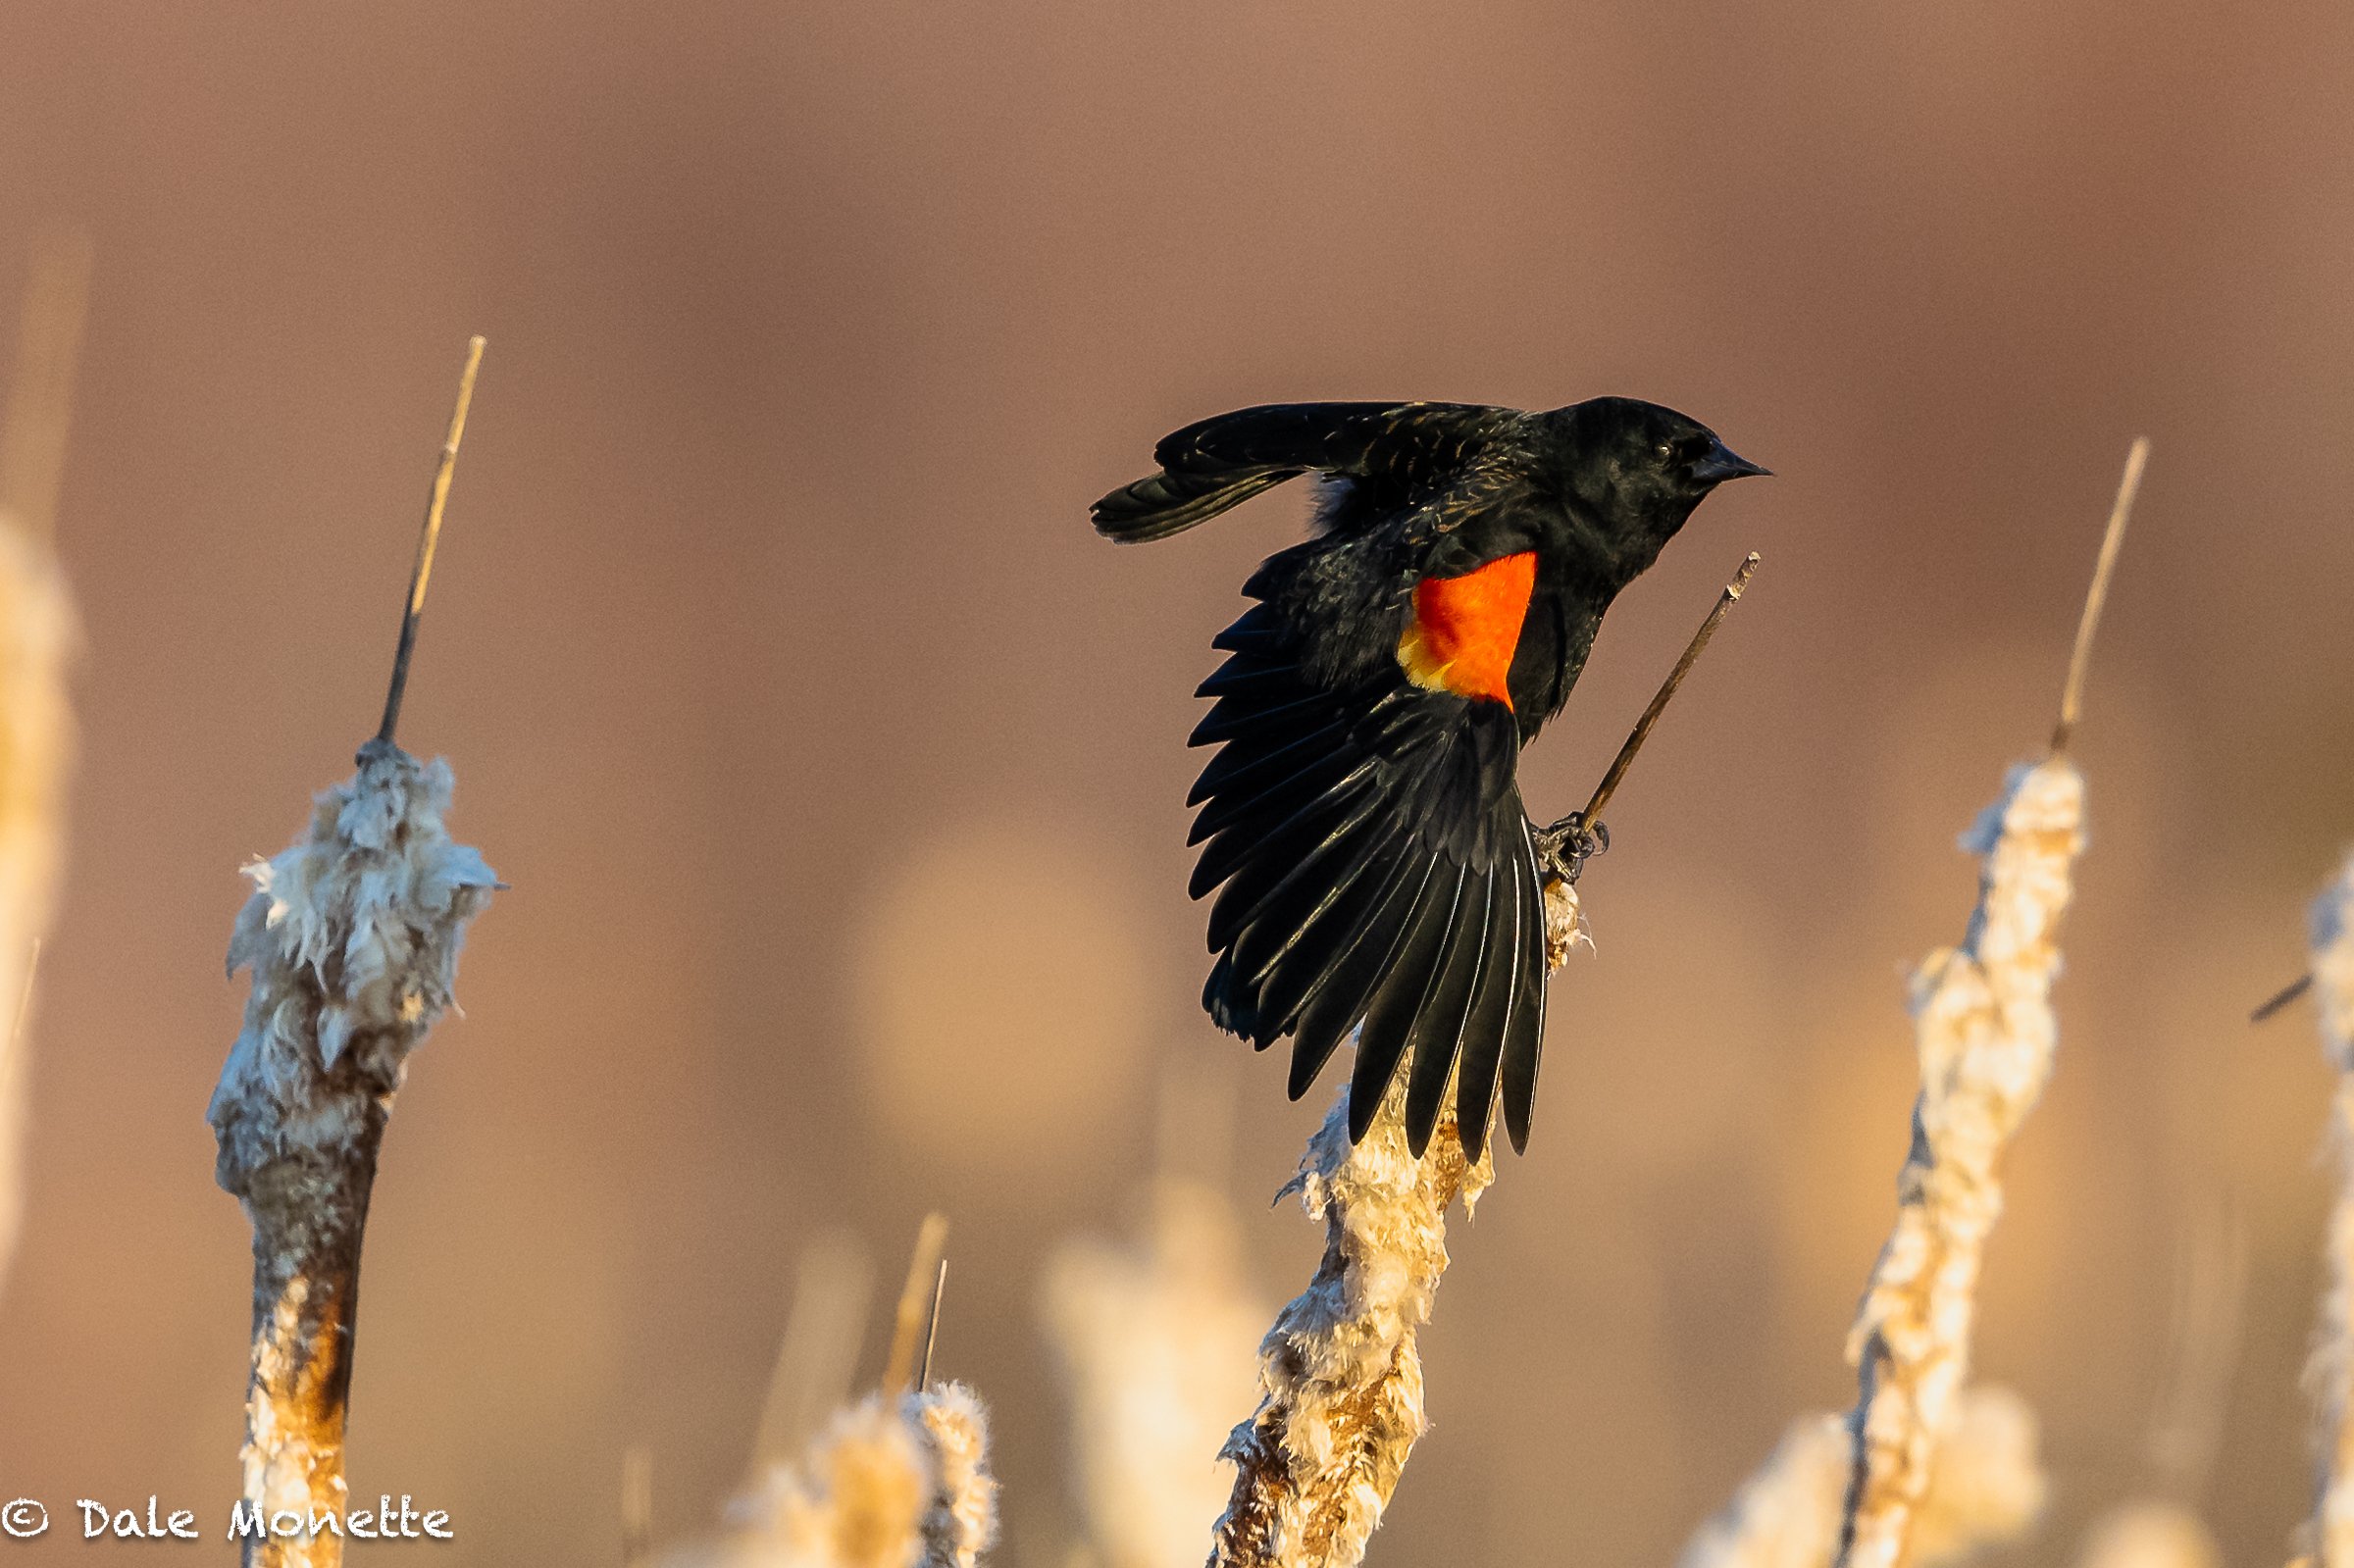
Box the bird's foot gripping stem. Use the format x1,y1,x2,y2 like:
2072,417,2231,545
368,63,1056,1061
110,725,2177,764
1535,812,1609,888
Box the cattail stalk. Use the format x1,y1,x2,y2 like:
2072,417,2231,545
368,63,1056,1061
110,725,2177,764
0,230,88,1290
1691,444,2140,1568
1679,757,2081,1568
1205,1076,1495,1568
207,339,494,1567
2302,855,2354,1566
1834,440,2144,1566
1206,880,1582,1568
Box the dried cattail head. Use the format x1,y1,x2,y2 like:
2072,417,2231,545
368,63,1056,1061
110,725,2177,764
1908,1386,2047,1565
1041,1178,1268,1568
210,743,499,1180
0,520,72,1286
2071,1502,2220,1568
912,1383,997,1568
684,1385,998,1568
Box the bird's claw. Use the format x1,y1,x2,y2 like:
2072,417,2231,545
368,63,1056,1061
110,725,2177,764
1536,812,1609,886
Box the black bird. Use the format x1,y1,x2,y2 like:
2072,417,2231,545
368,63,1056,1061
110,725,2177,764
1094,398,1766,1160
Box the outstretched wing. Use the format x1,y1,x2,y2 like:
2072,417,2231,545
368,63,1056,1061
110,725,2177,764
1191,600,1549,1160
1092,401,1519,543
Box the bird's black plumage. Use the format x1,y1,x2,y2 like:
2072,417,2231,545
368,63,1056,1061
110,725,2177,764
1097,398,1765,1159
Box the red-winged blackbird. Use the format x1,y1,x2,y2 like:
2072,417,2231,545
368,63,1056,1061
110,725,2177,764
1094,398,1766,1160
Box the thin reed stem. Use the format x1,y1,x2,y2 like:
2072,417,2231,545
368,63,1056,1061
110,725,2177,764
377,335,485,747
884,1213,950,1393
2051,437,2148,753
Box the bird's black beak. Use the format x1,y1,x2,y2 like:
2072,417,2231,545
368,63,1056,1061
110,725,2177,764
1690,439,1770,485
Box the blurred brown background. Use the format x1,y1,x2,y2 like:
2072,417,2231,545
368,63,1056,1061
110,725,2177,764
1,0,2350,1561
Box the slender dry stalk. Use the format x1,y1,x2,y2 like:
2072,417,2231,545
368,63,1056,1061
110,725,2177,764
884,1214,951,1394
2144,1194,2246,1502
2301,855,2354,1567
627,1444,658,1568
207,340,495,1567
751,1234,879,1478
0,229,89,1292
0,228,91,541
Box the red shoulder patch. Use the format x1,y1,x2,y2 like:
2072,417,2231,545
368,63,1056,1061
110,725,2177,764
1396,551,1537,707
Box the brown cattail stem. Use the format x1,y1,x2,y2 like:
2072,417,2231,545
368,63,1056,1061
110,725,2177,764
2051,437,2148,754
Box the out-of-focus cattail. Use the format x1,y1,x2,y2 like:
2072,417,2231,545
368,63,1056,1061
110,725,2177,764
2052,1199,2238,1568
2301,854,2354,1567
752,1234,879,1479
0,228,89,1291
670,1385,999,1568
208,338,494,1568
1206,1080,1494,1568
1041,1173,1268,1568
2073,1503,2222,1568
1680,1387,2046,1568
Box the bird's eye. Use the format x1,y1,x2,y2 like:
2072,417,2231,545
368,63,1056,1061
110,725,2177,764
1655,441,1675,463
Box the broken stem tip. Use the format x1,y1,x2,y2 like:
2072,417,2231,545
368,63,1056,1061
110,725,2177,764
883,1212,949,1393
376,334,486,748
2051,435,2149,754
1576,549,1762,832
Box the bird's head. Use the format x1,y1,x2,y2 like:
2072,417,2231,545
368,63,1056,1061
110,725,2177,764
1540,397,1767,565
